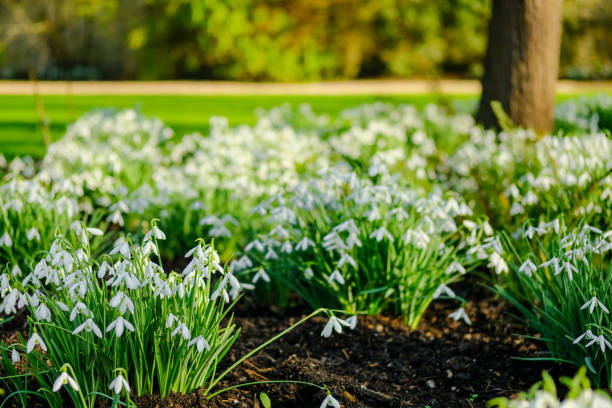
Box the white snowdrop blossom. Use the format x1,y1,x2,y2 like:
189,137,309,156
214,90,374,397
581,296,610,314
320,394,341,408
188,335,211,352
327,270,345,285
109,374,131,394
433,284,456,299
487,252,508,274
449,307,472,325
106,316,135,337
172,322,192,340
252,268,270,283
73,318,103,338
369,226,394,242
0,232,12,247
26,227,41,241
53,371,80,392
26,332,47,353
518,259,537,277
585,334,612,353
321,315,353,337
11,348,20,363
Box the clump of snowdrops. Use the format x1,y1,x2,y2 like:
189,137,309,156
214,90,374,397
444,125,612,232
489,367,612,408
0,176,109,274
497,221,612,387
239,164,490,328
555,93,612,134
0,221,351,407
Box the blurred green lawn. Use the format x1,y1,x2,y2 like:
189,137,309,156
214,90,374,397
0,93,593,158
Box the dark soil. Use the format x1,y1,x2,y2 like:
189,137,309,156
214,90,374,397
133,294,569,408
1,284,570,408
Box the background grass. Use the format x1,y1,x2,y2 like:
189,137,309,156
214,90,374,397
0,92,602,159
0,94,474,158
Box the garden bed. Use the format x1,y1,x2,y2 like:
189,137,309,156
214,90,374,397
134,287,570,408
1,287,567,408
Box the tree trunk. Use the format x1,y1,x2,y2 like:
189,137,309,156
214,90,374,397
477,0,563,133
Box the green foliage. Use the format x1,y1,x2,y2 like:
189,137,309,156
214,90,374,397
488,367,612,407
260,392,272,408
241,168,484,328
497,224,612,387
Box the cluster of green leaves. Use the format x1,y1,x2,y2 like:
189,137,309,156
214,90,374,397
241,169,485,328
1,226,242,407
488,367,612,407
497,224,612,387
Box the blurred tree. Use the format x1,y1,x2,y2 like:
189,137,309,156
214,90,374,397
0,0,608,82
477,0,563,132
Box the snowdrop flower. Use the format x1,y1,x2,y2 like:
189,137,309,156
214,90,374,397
245,239,265,252
296,236,315,251
11,264,21,277
264,247,278,260
365,206,381,221
252,268,270,283
540,257,561,275
321,315,350,337
304,267,314,279
56,301,69,312
509,202,524,216
269,225,289,239
402,228,429,248
563,261,578,280
327,270,345,285
445,261,466,275
26,227,41,241
337,252,357,269
35,303,52,322
433,284,456,299
449,308,472,325
109,374,130,394
26,332,47,353
188,335,211,352
585,334,612,353
73,318,103,338
109,291,135,315
280,241,293,254
573,329,595,344
185,244,205,259
0,232,12,247
345,315,358,329
107,210,124,226
106,316,135,337
320,394,341,408
53,371,80,392
172,322,191,340
86,227,103,236
110,241,131,259
11,348,20,363
165,313,178,328
487,252,509,274
524,225,546,240
97,261,112,279
69,302,90,322
482,221,494,236
581,296,609,314
518,259,537,277
369,226,394,242
144,225,166,240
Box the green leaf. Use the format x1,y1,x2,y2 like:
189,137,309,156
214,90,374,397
259,392,272,408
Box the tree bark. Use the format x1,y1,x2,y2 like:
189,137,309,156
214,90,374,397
477,0,563,133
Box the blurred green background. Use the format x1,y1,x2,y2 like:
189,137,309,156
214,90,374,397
0,0,610,82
